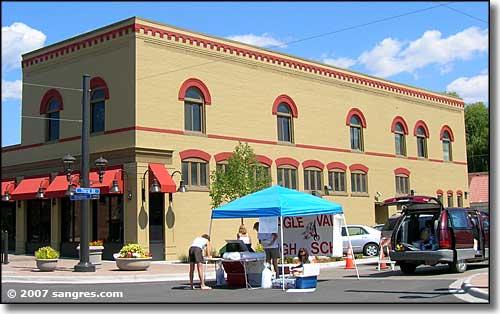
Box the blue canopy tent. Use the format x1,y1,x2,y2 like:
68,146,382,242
210,186,360,289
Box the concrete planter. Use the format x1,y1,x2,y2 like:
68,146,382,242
77,245,104,267
36,259,58,271
115,257,152,271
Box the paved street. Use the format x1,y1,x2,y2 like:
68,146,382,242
2,262,488,303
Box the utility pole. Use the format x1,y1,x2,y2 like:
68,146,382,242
74,74,95,272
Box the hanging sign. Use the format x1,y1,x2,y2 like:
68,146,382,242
281,214,343,257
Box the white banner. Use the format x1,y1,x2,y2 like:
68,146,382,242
259,216,278,233
281,214,343,257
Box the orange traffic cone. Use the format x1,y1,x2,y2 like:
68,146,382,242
345,245,355,269
378,248,388,270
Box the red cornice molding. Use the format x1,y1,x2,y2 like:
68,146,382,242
178,78,212,105
23,21,464,108
214,152,232,162
394,167,411,176
414,120,430,138
275,157,299,168
256,155,273,166
390,116,409,135
272,94,298,118
345,108,367,128
440,125,455,142
349,163,369,173
179,149,211,162
302,160,325,170
90,77,110,99
326,162,347,171
39,89,64,114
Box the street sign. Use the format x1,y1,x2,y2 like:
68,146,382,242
75,188,100,194
70,194,100,201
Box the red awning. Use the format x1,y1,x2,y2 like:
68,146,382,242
11,176,50,201
2,180,16,198
45,168,123,198
149,163,177,193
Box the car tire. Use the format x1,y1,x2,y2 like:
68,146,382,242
363,243,379,257
399,262,417,274
449,259,467,273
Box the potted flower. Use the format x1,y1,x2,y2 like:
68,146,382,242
35,246,60,271
115,243,152,271
77,240,104,267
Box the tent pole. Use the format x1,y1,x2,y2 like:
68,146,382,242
208,218,213,239
342,214,360,280
280,215,285,291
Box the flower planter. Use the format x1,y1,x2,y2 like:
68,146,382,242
77,245,104,267
115,257,152,271
36,259,58,272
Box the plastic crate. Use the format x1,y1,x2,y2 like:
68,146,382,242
295,275,317,289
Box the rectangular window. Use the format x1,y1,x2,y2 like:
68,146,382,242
277,167,297,189
395,134,405,156
185,103,202,132
304,169,322,191
277,117,291,142
449,210,468,229
48,111,60,141
350,127,361,150
447,194,454,207
91,101,105,133
182,160,208,186
443,142,451,161
351,172,367,193
457,195,463,207
27,200,51,243
395,176,409,195
417,138,427,157
61,198,81,243
437,194,443,204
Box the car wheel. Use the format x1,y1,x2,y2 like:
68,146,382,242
399,262,417,274
363,243,379,257
449,260,467,273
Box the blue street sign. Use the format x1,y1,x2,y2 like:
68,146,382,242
75,188,100,194
70,194,100,201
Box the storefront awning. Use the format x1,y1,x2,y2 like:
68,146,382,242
2,180,16,199
149,163,177,193
45,168,123,198
11,176,50,201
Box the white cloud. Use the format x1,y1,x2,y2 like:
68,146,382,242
322,56,357,69
357,27,487,78
2,22,46,71
440,63,454,75
446,73,488,103
227,33,287,48
2,79,22,101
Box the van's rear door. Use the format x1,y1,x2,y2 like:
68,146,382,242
447,209,474,260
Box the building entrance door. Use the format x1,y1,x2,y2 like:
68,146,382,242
149,193,165,261
1,201,16,251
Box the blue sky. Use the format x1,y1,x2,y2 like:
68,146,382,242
1,1,489,147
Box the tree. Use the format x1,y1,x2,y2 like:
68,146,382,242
464,102,489,172
209,142,272,223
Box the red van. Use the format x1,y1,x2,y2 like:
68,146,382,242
383,195,489,274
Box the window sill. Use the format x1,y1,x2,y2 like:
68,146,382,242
350,149,365,154
90,131,105,137
184,131,207,137
46,139,59,144
186,186,209,192
330,192,348,196
417,157,428,160
277,141,295,147
350,193,370,197
395,154,407,158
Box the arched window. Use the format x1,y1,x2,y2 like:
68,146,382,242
416,126,428,158
395,175,410,195
277,103,293,143
182,158,208,187
442,131,452,161
350,164,368,194
90,88,106,133
304,167,323,192
277,165,297,189
46,98,60,141
184,87,205,133
447,191,454,207
350,115,363,151
394,123,406,156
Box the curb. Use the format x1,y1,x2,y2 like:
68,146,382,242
461,273,489,301
2,257,379,284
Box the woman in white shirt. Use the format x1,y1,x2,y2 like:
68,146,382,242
237,225,254,252
188,234,212,290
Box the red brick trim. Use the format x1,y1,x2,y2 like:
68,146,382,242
214,152,232,162
179,149,211,162
178,78,212,105
345,108,367,128
456,190,463,196
39,89,64,114
326,162,347,171
90,77,110,99
447,190,454,195
394,167,411,176
275,157,299,168
366,152,396,158
414,120,430,138
349,163,369,173
453,161,468,165
256,155,273,166
302,160,324,170
440,125,455,142
296,144,350,153
391,116,409,135
272,95,298,118
436,189,443,195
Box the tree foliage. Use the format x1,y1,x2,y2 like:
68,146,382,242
209,142,272,209
464,101,489,172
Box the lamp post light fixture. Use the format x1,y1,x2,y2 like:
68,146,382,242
35,178,50,199
109,169,133,200
62,154,76,182
94,156,108,183
2,182,14,202
170,171,187,193
141,169,162,203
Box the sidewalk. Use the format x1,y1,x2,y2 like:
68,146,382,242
461,272,489,301
1,254,377,284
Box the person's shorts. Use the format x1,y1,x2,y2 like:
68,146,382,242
264,247,280,259
188,246,203,263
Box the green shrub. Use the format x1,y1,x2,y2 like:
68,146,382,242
35,246,59,259
354,253,364,260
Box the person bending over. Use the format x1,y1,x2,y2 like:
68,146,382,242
188,234,212,290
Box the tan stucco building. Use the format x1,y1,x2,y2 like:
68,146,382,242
1,17,469,260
